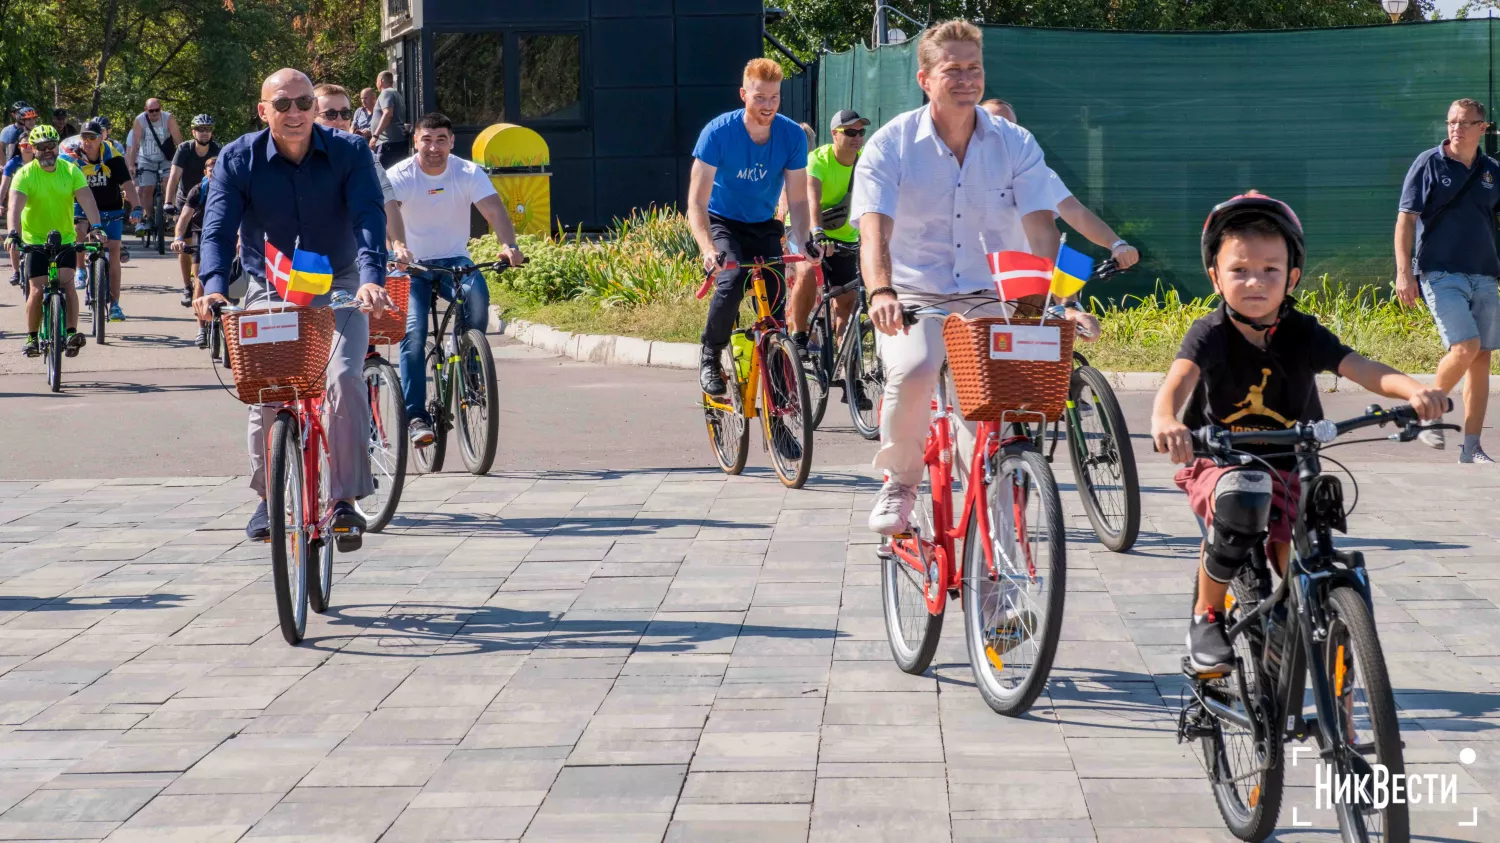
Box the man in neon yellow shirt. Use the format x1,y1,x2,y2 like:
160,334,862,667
6,124,104,357
789,110,867,350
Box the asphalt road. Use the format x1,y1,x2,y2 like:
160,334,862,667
0,250,1492,479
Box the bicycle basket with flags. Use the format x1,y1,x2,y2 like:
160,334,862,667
220,238,336,404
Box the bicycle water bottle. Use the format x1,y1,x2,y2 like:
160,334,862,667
730,333,753,382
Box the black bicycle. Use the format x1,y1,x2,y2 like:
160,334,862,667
406,260,512,476
138,168,170,254
76,210,128,345
1044,259,1142,552
1176,402,1454,843
803,239,882,438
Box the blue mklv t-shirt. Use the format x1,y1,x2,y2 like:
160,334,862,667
693,110,808,224
1400,143,1500,278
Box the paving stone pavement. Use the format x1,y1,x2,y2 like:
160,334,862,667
0,459,1498,842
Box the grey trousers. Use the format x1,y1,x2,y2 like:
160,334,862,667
245,273,373,501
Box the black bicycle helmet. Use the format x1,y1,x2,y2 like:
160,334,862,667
1200,191,1307,333
191,113,214,128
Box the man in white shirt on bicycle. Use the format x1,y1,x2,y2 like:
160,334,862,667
853,20,1099,536
387,111,522,448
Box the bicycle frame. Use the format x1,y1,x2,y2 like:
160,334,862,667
417,265,479,425
701,256,804,420
264,396,335,548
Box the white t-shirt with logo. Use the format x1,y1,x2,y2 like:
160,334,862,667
386,154,498,261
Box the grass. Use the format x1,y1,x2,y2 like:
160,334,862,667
492,286,710,345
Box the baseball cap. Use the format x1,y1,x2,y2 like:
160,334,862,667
81,120,105,136
829,109,869,132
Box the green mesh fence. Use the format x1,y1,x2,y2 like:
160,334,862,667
819,20,1499,298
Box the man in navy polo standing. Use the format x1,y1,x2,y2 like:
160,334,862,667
196,68,392,541
1395,97,1500,464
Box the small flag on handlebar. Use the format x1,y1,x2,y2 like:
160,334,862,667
1051,244,1093,298
987,251,1052,301
265,238,332,306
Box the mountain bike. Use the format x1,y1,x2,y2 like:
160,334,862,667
138,168,170,254
878,299,1072,716
407,260,510,477
1043,259,1142,552
698,254,815,488
1175,402,1455,842
19,232,89,393
218,293,370,645
801,239,881,438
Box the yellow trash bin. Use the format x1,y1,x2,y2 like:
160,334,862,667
472,124,551,237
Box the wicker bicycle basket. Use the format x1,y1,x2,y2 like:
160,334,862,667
222,305,336,405
942,314,1075,422
368,273,409,345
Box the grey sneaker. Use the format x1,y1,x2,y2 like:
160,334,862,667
1418,427,1445,450
1460,445,1496,465
868,481,917,536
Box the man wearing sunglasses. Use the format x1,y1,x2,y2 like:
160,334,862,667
787,110,867,359
125,98,181,236
195,68,391,543
163,114,220,307
62,121,143,323
310,83,411,265
7,124,106,359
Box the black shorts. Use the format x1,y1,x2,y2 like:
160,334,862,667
24,248,76,280
701,214,787,348
820,246,860,295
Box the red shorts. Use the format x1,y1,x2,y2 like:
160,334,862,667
1174,458,1300,547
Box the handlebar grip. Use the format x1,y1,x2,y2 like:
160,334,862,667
695,275,715,300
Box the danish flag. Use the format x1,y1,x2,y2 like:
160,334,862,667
987,251,1053,301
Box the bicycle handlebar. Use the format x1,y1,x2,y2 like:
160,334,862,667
694,254,808,300
398,258,524,278
1189,399,1456,457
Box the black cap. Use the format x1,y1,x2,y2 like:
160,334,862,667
52,107,67,118
829,109,869,132
81,120,105,136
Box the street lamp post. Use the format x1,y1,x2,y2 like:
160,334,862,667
1382,0,1410,23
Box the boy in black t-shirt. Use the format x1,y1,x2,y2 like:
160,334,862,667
1150,193,1445,675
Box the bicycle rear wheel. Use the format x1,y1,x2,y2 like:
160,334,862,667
268,411,308,644
963,449,1066,716
308,434,334,615
454,328,499,475
1196,571,1284,841
704,344,749,475
1325,586,1407,843
363,357,408,532
91,255,108,345
880,446,951,675
46,294,63,393
411,340,447,474
806,313,831,430
844,307,882,440
153,193,165,255
1066,365,1141,552
760,333,813,488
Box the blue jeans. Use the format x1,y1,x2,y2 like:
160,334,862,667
399,257,491,423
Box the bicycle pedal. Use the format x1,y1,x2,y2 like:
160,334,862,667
333,527,363,552
1181,655,1229,681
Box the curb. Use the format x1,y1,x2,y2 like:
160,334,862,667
487,308,1495,392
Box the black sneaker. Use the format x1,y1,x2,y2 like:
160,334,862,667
774,432,803,463
22,335,39,357
64,332,85,357
409,419,435,448
8,271,18,287
195,326,209,349
329,500,366,552
180,289,194,308
1187,609,1235,675
791,332,809,356
246,500,270,541
699,347,727,396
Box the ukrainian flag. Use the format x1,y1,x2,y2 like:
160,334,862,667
1051,244,1093,298
285,248,333,306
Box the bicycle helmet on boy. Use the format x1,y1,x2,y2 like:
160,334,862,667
27,124,58,145
1200,191,1306,334
191,114,213,128
15,105,36,120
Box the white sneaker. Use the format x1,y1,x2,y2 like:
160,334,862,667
1418,427,1445,450
1460,445,1496,465
868,481,917,536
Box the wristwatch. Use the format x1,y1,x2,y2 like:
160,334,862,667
1110,239,1129,252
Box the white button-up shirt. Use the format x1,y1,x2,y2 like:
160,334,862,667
851,105,1062,295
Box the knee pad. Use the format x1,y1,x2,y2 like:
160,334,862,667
1203,470,1273,583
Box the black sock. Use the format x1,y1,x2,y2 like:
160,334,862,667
791,331,808,344
66,328,76,335
27,332,36,341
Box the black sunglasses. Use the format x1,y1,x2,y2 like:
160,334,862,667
192,126,213,132
32,142,57,153
264,96,315,114
146,108,161,114
837,127,866,137
80,132,99,140
318,108,354,121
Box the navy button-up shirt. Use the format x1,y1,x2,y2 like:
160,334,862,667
199,125,386,296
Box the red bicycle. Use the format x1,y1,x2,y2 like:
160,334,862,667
879,302,1070,716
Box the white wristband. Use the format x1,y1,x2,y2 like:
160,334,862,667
1110,239,1129,251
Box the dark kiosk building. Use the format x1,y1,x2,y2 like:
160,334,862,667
381,0,809,231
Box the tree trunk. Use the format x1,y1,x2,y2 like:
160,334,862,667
91,0,121,116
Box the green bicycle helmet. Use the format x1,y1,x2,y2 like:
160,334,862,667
27,124,58,145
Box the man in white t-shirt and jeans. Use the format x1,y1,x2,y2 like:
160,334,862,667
388,112,524,447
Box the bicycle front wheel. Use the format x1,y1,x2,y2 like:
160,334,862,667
806,314,831,430
1066,365,1141,552
268,411,308,644
704,344,749,475
760,333,813,488
454,328,499,475
91,256,108,345
963,449,1066,716
844,308,882,439
411,340,447,474
1325,586,1408,843
46,294,64,393
363,357,408,532
210,316,223,365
